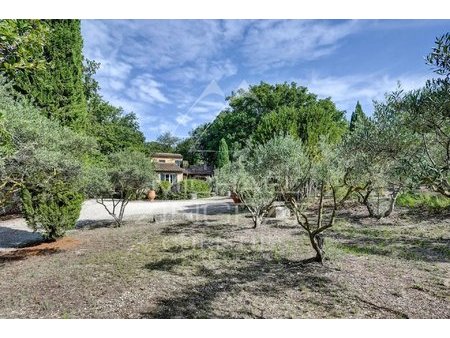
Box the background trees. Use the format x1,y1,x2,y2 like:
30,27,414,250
192,82,347,165
349,101,366,132
217,138,230,168
145,132,181,155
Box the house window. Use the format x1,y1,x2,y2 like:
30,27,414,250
160,173,177,184
158,159,166,163
175,160,182,167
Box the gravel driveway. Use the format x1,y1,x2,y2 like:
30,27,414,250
0,197,235,250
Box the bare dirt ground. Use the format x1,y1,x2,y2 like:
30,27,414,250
0,202,448,318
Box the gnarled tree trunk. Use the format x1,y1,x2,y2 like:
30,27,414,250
363,188,401,219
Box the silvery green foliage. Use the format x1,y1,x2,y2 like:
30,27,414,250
0,78,97,236
0,78,96,201
400,82,450,197
251,134,310,195
340,92,420,217
215,145,278,228
89,151,156,226
251,135,342,263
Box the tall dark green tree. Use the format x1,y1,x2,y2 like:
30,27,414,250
349,101,366,132
217,138,230,168
0,19,49,74
13,20,87,131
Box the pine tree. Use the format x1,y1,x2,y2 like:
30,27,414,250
217,138,230,168
13,20,87,131
349,101,366,132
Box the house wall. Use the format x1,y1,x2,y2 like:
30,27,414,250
152,156,178,164
156,172,184,183
177,172,184,182
151,155,184,183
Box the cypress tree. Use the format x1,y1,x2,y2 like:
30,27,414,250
14,20,87,131
217,138,230,168
349,101,366,132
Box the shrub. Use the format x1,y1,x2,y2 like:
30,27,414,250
0,79,96,228
21,181,83,240
179,179,211,198
397,191,450,213
158,180,172,199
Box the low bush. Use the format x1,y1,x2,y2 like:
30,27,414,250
21,181,83,240
158,180,172,199
157,179,211,200
397,191,450,213
179,179,211,198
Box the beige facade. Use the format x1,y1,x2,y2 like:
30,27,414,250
151,153,214,184
151,153,184,184
152,155,182,166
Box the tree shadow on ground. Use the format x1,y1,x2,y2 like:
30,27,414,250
336,211,372,227
400,207,450,222
140,237,414,318
267,219,298,229
76,219,117,230
141,252,337,318
328,230,450,263
0,226,43,249
180,202,241,216
161,221,250,239
144,258,185,272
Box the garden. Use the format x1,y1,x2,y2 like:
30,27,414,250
0,21,449,319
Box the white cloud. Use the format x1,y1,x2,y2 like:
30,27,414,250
299,72,430,116
165,58,238,84
175,113,194,126
148,122,173,135
241,20,360,70
81,19,434,140
127,74,170,104
110,20,224,69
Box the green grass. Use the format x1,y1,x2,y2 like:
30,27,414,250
397,191,450,213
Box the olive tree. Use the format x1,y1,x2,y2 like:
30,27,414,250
340,93,419,218
86,151,156,227
215,151,276,228
399,37,450,198
256,135,346,263
401,84,450,198
387,33,450,198
0,79,95,239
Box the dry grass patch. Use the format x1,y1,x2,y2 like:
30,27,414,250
0,207,448,318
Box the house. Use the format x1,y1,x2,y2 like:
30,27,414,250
151,153,214,183
151,153,184,184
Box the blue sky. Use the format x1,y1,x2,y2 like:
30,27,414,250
81,19,450,141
